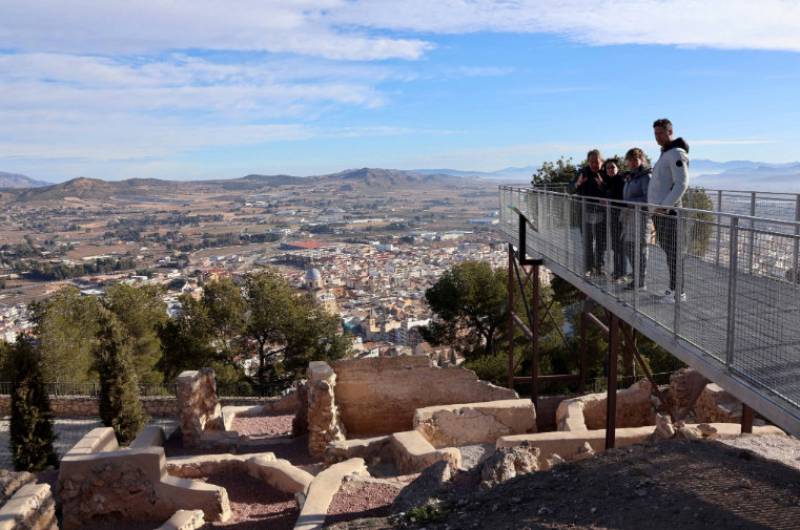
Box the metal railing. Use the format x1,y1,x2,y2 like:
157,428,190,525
499,185,800,431
0,381,279,398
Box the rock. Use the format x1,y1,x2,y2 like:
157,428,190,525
176,369,223,447
669,369,709,420
392,461,452,514
573,442,595,461
697,423,718,439
545,454,565,469
480,442,540,488
652,413,676,440
694,383,742,423
675,422,703,441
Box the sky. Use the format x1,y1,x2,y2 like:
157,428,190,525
2,0,800,182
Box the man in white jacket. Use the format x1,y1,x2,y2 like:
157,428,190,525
648,118,689,303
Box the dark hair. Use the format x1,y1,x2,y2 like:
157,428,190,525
586,149,603,162
603,158,619,171
653,118,673,131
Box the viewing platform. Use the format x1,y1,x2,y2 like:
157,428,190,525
498,185,800,437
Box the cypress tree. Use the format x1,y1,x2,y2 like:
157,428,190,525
94,311,148,444
9,336,58,471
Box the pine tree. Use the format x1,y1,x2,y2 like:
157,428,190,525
9,336,58,471
94,311,148,444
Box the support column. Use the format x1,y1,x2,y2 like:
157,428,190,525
622,324,635,385
741,404,754,434
531,263,541,409
606,312,620,450
578,301,588,393
507,244,516,390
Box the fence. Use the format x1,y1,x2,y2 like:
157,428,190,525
0,380,290,398
499,186,800,429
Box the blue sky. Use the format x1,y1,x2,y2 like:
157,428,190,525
2,1,800,181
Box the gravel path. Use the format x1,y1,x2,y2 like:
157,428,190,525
326,479,402,526
719,433,800,471
232,414,294,439
330,439,800,530
202,469,298,529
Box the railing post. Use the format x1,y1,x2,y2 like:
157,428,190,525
726,217,740,367
581,198,588,274
507,243,516,390
794,195,800,285
674,209,685,335
605,199,612,282
633,204,642,311
748,191,756,273
715,190,723,266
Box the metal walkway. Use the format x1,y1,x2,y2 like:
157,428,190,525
499,186,800,436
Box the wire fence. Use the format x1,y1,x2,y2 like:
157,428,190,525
500,186,800,424
0,380,290,398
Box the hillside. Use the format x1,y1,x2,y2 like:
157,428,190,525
8,168,473,203
0,171,51,189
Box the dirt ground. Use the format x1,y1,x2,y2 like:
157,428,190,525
329,439,800,530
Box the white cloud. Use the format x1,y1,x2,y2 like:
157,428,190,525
332,0,800,52
0,0,430,60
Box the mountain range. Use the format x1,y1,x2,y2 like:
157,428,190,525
2,159,799,199
0,168,470,203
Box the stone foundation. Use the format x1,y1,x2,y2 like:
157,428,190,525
333,357,517,436
0,482,57,530
413,399,536,448
555,379,656,431
57,427,231,530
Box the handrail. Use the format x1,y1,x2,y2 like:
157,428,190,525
508,185,800,230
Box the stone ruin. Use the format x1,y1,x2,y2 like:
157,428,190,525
20,359,788,530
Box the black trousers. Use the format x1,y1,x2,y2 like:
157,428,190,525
653,211,683,292
610,211,625,278
624,210,648,287
582,221,606,273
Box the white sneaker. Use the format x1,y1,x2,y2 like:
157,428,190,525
657,289,686,304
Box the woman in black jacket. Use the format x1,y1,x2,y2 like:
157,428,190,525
575,149,607,276
604,158,626,280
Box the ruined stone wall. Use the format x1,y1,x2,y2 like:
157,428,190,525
0,477,57,530
307,362,346,457
333,357,517,436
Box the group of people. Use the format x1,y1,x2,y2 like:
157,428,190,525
574,118,690,304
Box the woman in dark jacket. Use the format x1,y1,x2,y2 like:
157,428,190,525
604,158,626,280
622,147,651,290
575,149,607,276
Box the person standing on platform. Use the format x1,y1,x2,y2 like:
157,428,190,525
575,149,608,277
649,118,690,303
622,148,651,291
604,158,626,281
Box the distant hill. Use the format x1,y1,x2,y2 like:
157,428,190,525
692,160,800,192
320,167,464,187
0,171,51,188
415,166,536,181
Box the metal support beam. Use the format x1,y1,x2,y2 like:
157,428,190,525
606,312,620,450
579,302,588,393
531,264,541,409
742,404,754,434
507,244,516,390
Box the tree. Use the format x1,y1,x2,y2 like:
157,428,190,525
424,261,507,359
158,292,246,391
104,283,168,385
8,336,58,471
93,310,147,444
243,269,349,394
532,157,579,187
32,287,101,383
201,278,246,360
